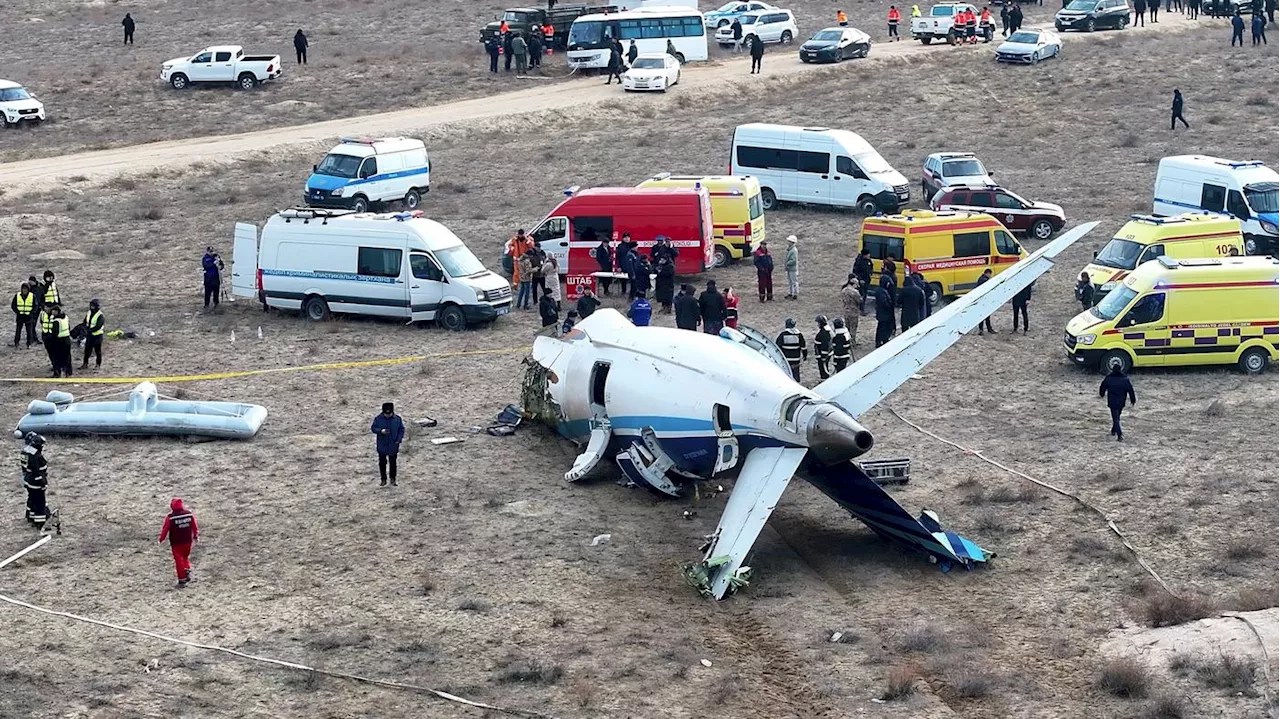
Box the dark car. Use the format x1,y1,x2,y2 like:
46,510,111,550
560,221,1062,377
799,27,871,63
1055,0,1131,31
931,184,1066,240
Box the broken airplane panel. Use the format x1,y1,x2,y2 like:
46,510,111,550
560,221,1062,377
525,222,1097,599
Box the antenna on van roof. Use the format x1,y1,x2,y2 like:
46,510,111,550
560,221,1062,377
563,185,580,198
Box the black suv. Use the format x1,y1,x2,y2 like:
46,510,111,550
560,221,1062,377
1055,0,1131,31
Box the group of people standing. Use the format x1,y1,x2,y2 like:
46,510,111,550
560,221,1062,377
504,229,562,317
751,236,800,302
486,23,550,75
11,270,105,376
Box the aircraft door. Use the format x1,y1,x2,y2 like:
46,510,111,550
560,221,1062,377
589,361,610,418
712,403,740,474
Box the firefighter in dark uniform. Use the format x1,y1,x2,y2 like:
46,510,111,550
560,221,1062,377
813,315,833,380
776,318,808,382
874,284,897,348
19,432,49,528
831,317,853,372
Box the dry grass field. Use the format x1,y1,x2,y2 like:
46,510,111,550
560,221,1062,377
0,17,1276,719
0,0,1064,162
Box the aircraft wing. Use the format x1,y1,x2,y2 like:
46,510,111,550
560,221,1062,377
812,222,1098,417
695,446,809,599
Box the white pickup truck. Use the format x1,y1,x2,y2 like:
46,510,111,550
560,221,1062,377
911,3,977,44
160,46,283,90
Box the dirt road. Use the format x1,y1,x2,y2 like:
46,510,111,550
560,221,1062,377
0,19,1193,196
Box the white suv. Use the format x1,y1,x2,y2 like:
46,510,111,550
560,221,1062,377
715,9,798,47
0,80,45,127
921,152,994,198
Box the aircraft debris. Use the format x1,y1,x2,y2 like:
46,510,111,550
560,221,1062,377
590,534,611,546
415,417,438,428
700,659,712,668
430,437,462,446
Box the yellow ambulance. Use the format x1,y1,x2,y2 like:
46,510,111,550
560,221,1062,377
1064,256,1279,374
637,174,765,267
1081,213,1244,299
858,210,1026,305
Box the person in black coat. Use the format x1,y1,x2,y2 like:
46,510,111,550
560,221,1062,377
294,29,309,64
749,34,765,74
999,4,1010,35
674,285,701,330
852,249,874,313
485,35,501,73
1009,3,1024,30
538,286,560,333
606,42,624,84
1133,0,1146,25
731,19,744,52
1098,365,1136,441
899,280,926,332
576,287,601,319
503,32,514,71
974,268,996,334
1075,272,1095,310
627,39,639,65
874,286,896,348
617,236,636,296
1171,89,1189,129
1012,281,1033,333
911,273,933,318
528,30,543,69
592,236,613,295
122,13,136,44
654,257,676,313
699,280,727,334
631,255,652,298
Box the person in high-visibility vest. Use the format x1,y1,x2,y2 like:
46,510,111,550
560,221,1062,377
11,282,35,348
837,9,849,25
51,306,73,378
41,270,59,307
979,6,993,42
888,5,903,40
967,7,980,43
912,4,922,17
81,299,105,369
39,303,57,371
543,24,554,50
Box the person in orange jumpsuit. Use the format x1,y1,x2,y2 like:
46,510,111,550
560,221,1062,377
158,497,199,588
508,229,533,287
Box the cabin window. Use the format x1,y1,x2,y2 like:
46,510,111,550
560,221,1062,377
953,231,991,258
357,247,402,278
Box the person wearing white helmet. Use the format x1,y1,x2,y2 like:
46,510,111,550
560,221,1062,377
784,235,800,300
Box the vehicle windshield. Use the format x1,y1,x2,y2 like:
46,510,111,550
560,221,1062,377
434,244,487,277
314,153,363,179
1008,31,1040,42
855,152,895,175
1244,182,1279,213
812,30,843,40
0,87,32,102
568,20,605,46
1093,286,1137,321
931,6,956,15
943,159,986,177
1093,238,1144,270
503,10,537,22
631,58,665,69
1065,0,1093,9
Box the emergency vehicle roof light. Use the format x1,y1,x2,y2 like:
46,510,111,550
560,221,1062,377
1224,160,1265,168
653,172,671,180
1157,255,1180,269
340,137,378,145
1129,213,1179,224
564,185,580,198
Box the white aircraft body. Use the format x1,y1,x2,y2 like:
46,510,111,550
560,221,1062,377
525,223,1097,598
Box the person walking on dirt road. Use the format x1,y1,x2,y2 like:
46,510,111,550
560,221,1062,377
371,402,405,486
158,497,199,588
122,13,135,44
1099,365,1136,441
294,30,309,65
1171,89,1189,129
749,34,765,74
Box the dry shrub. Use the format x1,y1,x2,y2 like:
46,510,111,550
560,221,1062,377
882,665,917,700
897,622,947,653
457,598,491,613
1096,656,1150,698
567,679,595,707
1228,586,1276,612
972,507,1006,534
495,659,563,685
1140,593,1216,627
1141,694,1186,719
1192,653,1258,693
1204,398,1226,417
1224,538,1265,561
948,668,995,699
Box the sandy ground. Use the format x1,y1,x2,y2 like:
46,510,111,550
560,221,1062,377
0,4,1180,194
0,15,1277,719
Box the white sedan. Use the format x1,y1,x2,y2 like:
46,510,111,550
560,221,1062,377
622,54,681,92
994,29,1062,64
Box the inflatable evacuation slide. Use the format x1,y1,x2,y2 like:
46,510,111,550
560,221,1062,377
15,382,266,439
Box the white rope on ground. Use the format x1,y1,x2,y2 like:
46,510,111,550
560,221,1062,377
883,405,1176,595
1223,612,1277,717
0,535,558,719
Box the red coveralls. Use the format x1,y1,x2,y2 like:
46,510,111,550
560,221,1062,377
158,497,198,582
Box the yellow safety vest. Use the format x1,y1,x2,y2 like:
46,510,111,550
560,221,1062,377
55,317,70,339
14,293,33,314
40,311,53,334
86,310,104,336
43,282,59,306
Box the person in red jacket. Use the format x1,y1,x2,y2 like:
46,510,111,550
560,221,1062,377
722,286,740,329
888,6,903,41
158,497,198,587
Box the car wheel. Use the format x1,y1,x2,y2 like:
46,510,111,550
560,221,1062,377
1100,350,1132,375
438,305,467,332
1120,15,1129,27
928,282,945,307
303,296,330,322
717,19,730,28
921,180,930,198
713,246,733,268
781,30,793,44
1085,17,1096,31
859,43,871,58
760,188,778,211
946,31,957,45
1031,219,1055,240
404,189,421,210
170,73,189,90
237,73,257,90
922,36,933,44
351,196,369,213
856,196,880,216
1031,50,1040,64
1239,346,1269,374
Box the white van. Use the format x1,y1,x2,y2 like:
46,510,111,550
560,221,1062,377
231,208,512,331
304,137,431,214
729,123,911,215
1153,155,1279,256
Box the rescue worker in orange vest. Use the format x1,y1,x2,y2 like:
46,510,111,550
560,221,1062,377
508,229,533,288
837,9,849,25
967,8,980,43
979,6,993,41
543,24,554,49
500,20,509,34
887,6,903,40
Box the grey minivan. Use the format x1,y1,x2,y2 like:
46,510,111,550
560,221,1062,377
1055,0,1131,31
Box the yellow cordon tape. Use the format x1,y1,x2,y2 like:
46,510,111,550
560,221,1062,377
0,346,531,385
